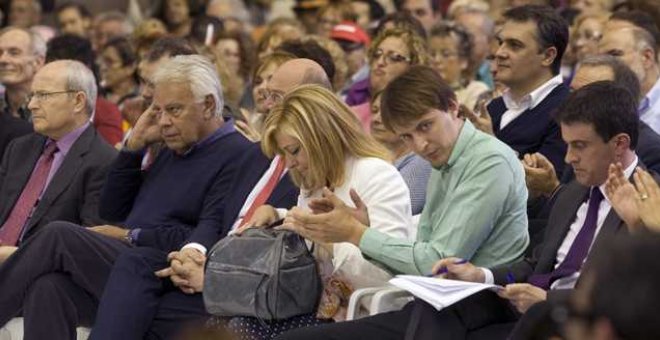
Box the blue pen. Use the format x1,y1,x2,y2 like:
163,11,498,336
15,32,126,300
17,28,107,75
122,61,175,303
427,259,468,277
506,272,515,284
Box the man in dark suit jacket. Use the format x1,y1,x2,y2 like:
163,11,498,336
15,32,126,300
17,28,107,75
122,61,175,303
0,60,116,257
525,55,660,207
275,81,641,340
486,5,569,176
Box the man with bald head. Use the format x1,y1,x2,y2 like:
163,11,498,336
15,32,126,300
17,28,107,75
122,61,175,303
263,58,332,113
599,24,660,134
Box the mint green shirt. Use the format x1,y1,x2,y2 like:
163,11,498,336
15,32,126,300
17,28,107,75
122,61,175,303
360,120,529,275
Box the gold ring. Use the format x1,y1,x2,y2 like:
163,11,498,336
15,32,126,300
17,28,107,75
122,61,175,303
640,194,649,201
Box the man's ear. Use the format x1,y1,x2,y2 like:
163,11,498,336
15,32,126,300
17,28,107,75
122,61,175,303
73,91,87,115
203,94,216,119
541,46,558,68
611,132,632,158
641,46,656,70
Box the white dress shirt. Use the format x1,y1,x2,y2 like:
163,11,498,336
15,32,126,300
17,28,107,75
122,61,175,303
500,75,563,130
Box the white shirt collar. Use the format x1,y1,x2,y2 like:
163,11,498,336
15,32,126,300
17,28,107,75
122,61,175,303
503,74,563,111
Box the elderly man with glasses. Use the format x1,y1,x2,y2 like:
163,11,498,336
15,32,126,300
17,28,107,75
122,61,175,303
0,59,117,261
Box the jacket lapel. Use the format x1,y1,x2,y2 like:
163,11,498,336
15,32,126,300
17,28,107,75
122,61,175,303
536,184,590,272
0,135,45,221
25,126,94,232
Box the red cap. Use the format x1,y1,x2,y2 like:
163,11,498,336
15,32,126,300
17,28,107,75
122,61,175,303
330,22,370,46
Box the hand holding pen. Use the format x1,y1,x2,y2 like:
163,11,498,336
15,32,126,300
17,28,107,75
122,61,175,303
428,257,486,283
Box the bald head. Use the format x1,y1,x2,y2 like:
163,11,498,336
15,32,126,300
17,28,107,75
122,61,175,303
270,58,332,94
264,58,332,112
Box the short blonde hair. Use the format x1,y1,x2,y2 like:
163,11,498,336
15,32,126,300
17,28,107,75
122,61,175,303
262,85,390,191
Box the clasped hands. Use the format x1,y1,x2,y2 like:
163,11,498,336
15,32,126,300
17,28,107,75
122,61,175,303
431,257,547,314
237,188,370,246
154,248,207,294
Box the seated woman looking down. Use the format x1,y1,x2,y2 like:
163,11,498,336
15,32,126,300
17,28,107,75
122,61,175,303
228,84,415,338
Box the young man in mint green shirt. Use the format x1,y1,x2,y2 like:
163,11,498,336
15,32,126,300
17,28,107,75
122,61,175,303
283,65,529,276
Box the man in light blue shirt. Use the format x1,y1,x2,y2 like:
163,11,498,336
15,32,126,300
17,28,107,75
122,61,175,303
600,21,660,134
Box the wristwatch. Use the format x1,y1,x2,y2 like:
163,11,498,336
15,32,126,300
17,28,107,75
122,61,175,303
124,229,139,246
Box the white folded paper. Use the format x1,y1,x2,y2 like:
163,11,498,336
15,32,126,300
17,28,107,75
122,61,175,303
389,275,503,311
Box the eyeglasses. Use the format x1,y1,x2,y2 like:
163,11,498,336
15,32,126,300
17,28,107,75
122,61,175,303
27,90,77,102
263,89,285,104
371,49,412,64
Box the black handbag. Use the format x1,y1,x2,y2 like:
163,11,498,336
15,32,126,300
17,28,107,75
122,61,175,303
203,227,322,320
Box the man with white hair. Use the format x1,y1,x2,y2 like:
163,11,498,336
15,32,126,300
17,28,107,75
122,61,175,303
0,59,116,256
0,26,46,120
0,55,252,340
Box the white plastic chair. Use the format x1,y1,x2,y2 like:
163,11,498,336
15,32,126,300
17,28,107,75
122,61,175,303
346,285,414,320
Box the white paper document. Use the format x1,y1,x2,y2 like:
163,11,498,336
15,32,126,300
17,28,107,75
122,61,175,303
389,275,503,311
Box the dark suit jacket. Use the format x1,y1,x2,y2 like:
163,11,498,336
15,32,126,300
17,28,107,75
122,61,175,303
0,125,118,243
637,121,660,174
491,180,627,302
219,142,299,238
0,112,32,161
488,84,569,176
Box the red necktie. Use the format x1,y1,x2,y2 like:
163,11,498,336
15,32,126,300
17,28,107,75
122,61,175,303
240,157,286,228
0,142,59,246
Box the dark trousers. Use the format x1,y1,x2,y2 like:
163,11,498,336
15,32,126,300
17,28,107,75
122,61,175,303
0,221,127,340
89,247,209,340
276,291,520,340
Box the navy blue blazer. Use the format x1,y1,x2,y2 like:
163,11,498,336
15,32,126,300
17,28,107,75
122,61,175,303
488,84,569,176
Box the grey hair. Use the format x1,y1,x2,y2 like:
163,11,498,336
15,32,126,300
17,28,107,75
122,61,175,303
579,54,642,101
54,60,97,116
0,26,46,58
152,55,224,117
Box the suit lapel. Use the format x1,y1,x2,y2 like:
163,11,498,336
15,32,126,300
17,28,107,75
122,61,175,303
0,135,45,222
537,184,590,272
25,126,94,232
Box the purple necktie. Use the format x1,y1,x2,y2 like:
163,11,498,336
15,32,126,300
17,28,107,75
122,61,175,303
528,187,604,289
0,142,59,246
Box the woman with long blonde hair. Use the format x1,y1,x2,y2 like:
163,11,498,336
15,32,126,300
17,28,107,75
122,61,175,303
232,84,414,339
